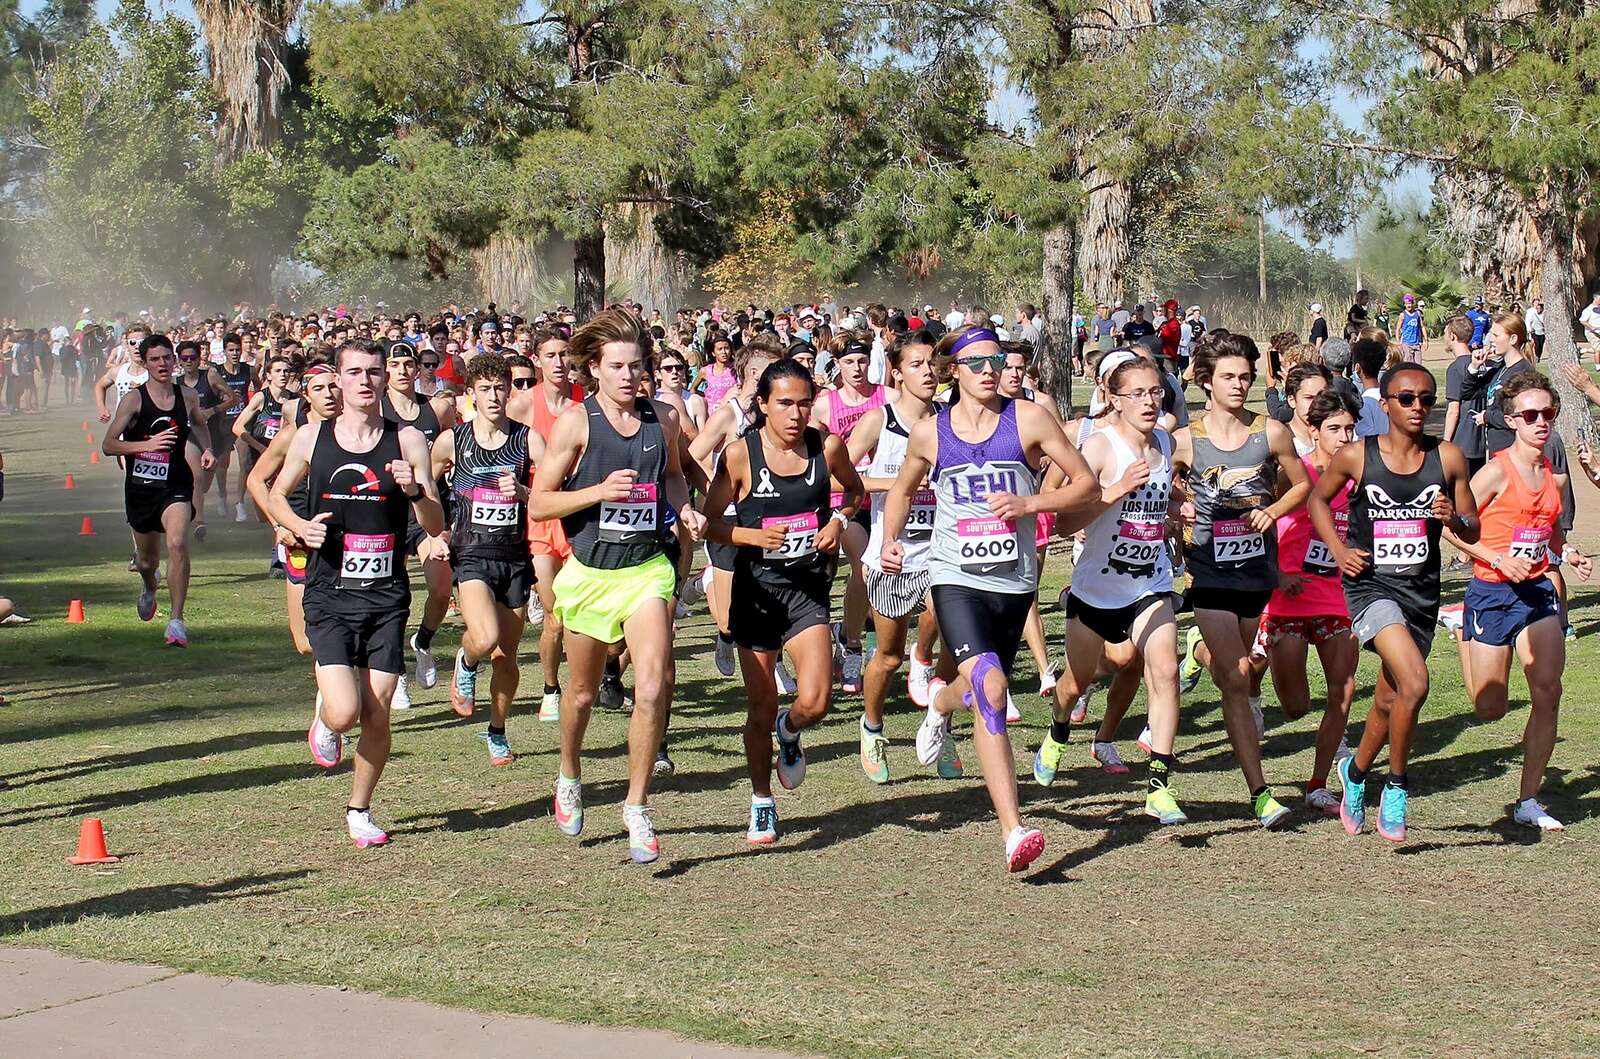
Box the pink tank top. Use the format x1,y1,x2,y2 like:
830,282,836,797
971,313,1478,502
1266,458,1351,619
702,364,738,413
826,383,887,441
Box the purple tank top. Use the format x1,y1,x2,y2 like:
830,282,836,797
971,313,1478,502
931,399,1028,482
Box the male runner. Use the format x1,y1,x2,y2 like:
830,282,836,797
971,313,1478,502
210,333,256,520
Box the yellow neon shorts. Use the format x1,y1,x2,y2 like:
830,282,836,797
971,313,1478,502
552,553,676,645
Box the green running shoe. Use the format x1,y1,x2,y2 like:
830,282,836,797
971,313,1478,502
859,718,889,785
936,727,963,779
1254,789,1292,829
1033,733,1068,786
1145,786,1188,824
1179,626,1204,693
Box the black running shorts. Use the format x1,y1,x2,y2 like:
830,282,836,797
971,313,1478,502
930,583,1032,673
454,553,535,611
730,571,832,652
303,602,407,673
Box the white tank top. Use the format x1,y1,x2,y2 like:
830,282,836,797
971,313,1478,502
1071,427,1175,608
1071,417,1103,565
114,363,149,401
716,398,750,517
864,404,934,572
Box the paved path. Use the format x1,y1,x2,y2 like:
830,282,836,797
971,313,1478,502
0,947,810,1059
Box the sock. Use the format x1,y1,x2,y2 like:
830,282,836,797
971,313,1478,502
605,656,621,678
1149,754,1174,791
778,713,799,742
557,772,579,787
1049,720,1071,744
462,654,479,672
1347,761,1368,784
487,724,505,736
414,623,436,649
347,805,368,815
1385,772,1408,790
752,793,775,807
862,718,883,734
543,683,560,696
1251,784,1268,802
717,631,733,646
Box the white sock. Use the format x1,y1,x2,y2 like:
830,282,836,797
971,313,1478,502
777,713,799,742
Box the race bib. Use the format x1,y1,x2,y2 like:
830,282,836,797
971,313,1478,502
260,415,281,440
600,483,658,541
1109,518,1162,575
131,450,170,482
1373,519,1429,573
1508,525,1551,562
471,485,519,529
1212,517,1265,563
1304,511,1346,575
762,512,819,561
341,532,395,588
905,489,936,540
957,516,1018,572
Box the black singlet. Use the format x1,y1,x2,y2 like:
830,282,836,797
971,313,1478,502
303,419,411,614
218,362,253,416
123,384,194,497
248,388,287,445
1343,435,1446,627
561,395,668,569
733,427,832,586
449,421,532,560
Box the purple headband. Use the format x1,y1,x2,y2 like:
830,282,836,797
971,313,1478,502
949,327,1000,358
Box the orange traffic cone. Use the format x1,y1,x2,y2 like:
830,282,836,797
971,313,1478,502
89,451,102,465
64,474,75,490
85,433,94,446
81,420,90,431
79,517,96,536
68,818,119,864
66,599,86,623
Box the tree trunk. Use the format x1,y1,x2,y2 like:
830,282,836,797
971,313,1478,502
573,228,606,321
1257,209,1268,305
194,0,301,162
1353,222,1362,292
1536,188,1586,449
1078,180,1131,308
1039,220,1077,415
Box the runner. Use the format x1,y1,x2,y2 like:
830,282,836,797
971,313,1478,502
999,344,1062,704
268,338,445,848
93,323,150,423
880,323,1097,872
175,339,238,542
513,329,584,722
211,333,257,521
1171,333,1310,828
703,358,864,842
527,308,704,865
1447,373,1584,830
1309,362,1479,843
810,329,888,695
430,352,536,765
380,340,457,709
1039,355,1187,822
700,332,739,413
846,330,949,783
100,334,215,647
1258,388,1361,815
232,353,295,521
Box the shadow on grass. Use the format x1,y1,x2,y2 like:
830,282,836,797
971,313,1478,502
0,728,303,788
0,763,313,828
0,870,314,938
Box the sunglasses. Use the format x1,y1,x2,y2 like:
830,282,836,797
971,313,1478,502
958,353,1008,373
1513,406,1557,424
511,377,537,389
421,359,439,368
659,363,686,373
1389,391,1437,409
178,355,200,362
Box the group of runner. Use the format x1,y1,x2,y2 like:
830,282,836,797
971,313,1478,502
86,302,1587,871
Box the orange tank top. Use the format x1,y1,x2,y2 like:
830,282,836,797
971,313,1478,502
530,383,584,441
1473,449,1561,583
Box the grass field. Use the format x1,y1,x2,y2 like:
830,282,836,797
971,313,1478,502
3,402,1600,1058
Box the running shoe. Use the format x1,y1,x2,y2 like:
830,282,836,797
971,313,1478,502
674,599,690,620
775,708,807,790
1144,785,1187,824
936,726,963,779
1565,623,1577,642
1254,789,1292,829
163,618,188,647
908,656,933,707
841,647,864,695
1513,798,1564,832
774,659,797,696
235,501,248,522
714,634,736,677
554,777,583,836
391,674,412,710
1038,666,1058,699
194,523,207,542
678,566,706,607
1090,740,1129,775
1005,693,1022,724
1005,826,1045,873
1178,626,1204,693
1033,733,1067,786
747,798,778,845
653,743,675,778
451,648,477,716
346,809,390,849
410,632,437,688
0,612,31,625
1249,696,1266,742
915,704,950,767
308,713,342,769
1436,603,1465,636
1070,688,1093,724
1306,787,1340,816
1136,725,1155,754
859,718,889,784
1334,736,1354,764
597,671,626,710
539,690,560,722
1377,784,1407,843
622,804,659,864
136,585,157,622
526,595,544,628
481,729,513,766
127,556,139,572
1338,756,1366,835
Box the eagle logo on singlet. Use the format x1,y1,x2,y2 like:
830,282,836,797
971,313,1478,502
322,462,383,502
1192,464,1272,508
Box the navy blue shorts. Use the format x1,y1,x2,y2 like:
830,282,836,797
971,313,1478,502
1463,577,1561,647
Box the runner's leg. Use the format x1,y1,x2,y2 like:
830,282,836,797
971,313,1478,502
1515,617,1564,801
1195,609,1268,792
619,598,673,806
160,501,191,621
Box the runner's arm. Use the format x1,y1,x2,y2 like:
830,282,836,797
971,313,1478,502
266,425,318,540
1023,401,1099,520
209,369,237,416
92,367,117,420
1439,442,1481,544
246,418,297,530
182,389,216,467
823,433,865,520
429,429,455,484
101,390,156,456
1052,432,1129,534
1444,460,1506,567
1260,419,1311,523
1308,440,1362,566
686,402,729,474
526,405,602,521
677,427,709,496
397,425,445,536
701,446,749,545
232,392,264,446
657,403,698,528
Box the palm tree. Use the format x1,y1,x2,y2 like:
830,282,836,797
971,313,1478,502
192,0,301,161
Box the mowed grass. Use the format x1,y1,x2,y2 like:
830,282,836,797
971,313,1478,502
3,402,1600,1059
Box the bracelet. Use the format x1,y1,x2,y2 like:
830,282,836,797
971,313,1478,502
830,509,851,526
402,485,422,500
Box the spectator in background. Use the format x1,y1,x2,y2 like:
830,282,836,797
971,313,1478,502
1093,303,1116,353
1158,299,1183,366
1015,303,1042,346
1122,303,1155,342
1465,296,1493,350
1318,337,1359,401
1526,298,1545,359
1579,293,1600,359
1266,330,1298,388
1397,294,1427,362
1442,316,1489,477
1345,289,1372,341
1308,303,1329,353
1351,337,1390,437
1109,299,1131,339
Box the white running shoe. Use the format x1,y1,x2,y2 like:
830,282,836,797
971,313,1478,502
915,705,950,766
136,585,158,623
346,808,390,848
1038,667,1057,698
1437,603,1465,636
1136,725,1154,754
1334,736,1354,764
1005,693,1021,724
391,674,413,710
526,596,544,627
715,634,736,678
539,690,560,721
1513,798,1564,831
163,618,188,647
1306,787,1340,816
908,656,933,707
235,501,248,522
410,633,438,688
1090,741,1129,775
774,709,806,790
1249,696,1266,742
1005,826,1045,873
308,713,342,769
775,659,797,695
1070,689,1093,724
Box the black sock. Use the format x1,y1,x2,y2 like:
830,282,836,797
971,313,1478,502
605,657,621,678
414,623,436,649
1149,754,1175,791
1385,771,1408,790
1251,784,1268,801
717,631,733,645
1050,720,1071,744
347,804,368,814
543,683,560,696
487,724,505,736
1347,761,1368,784
463,655,479,672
